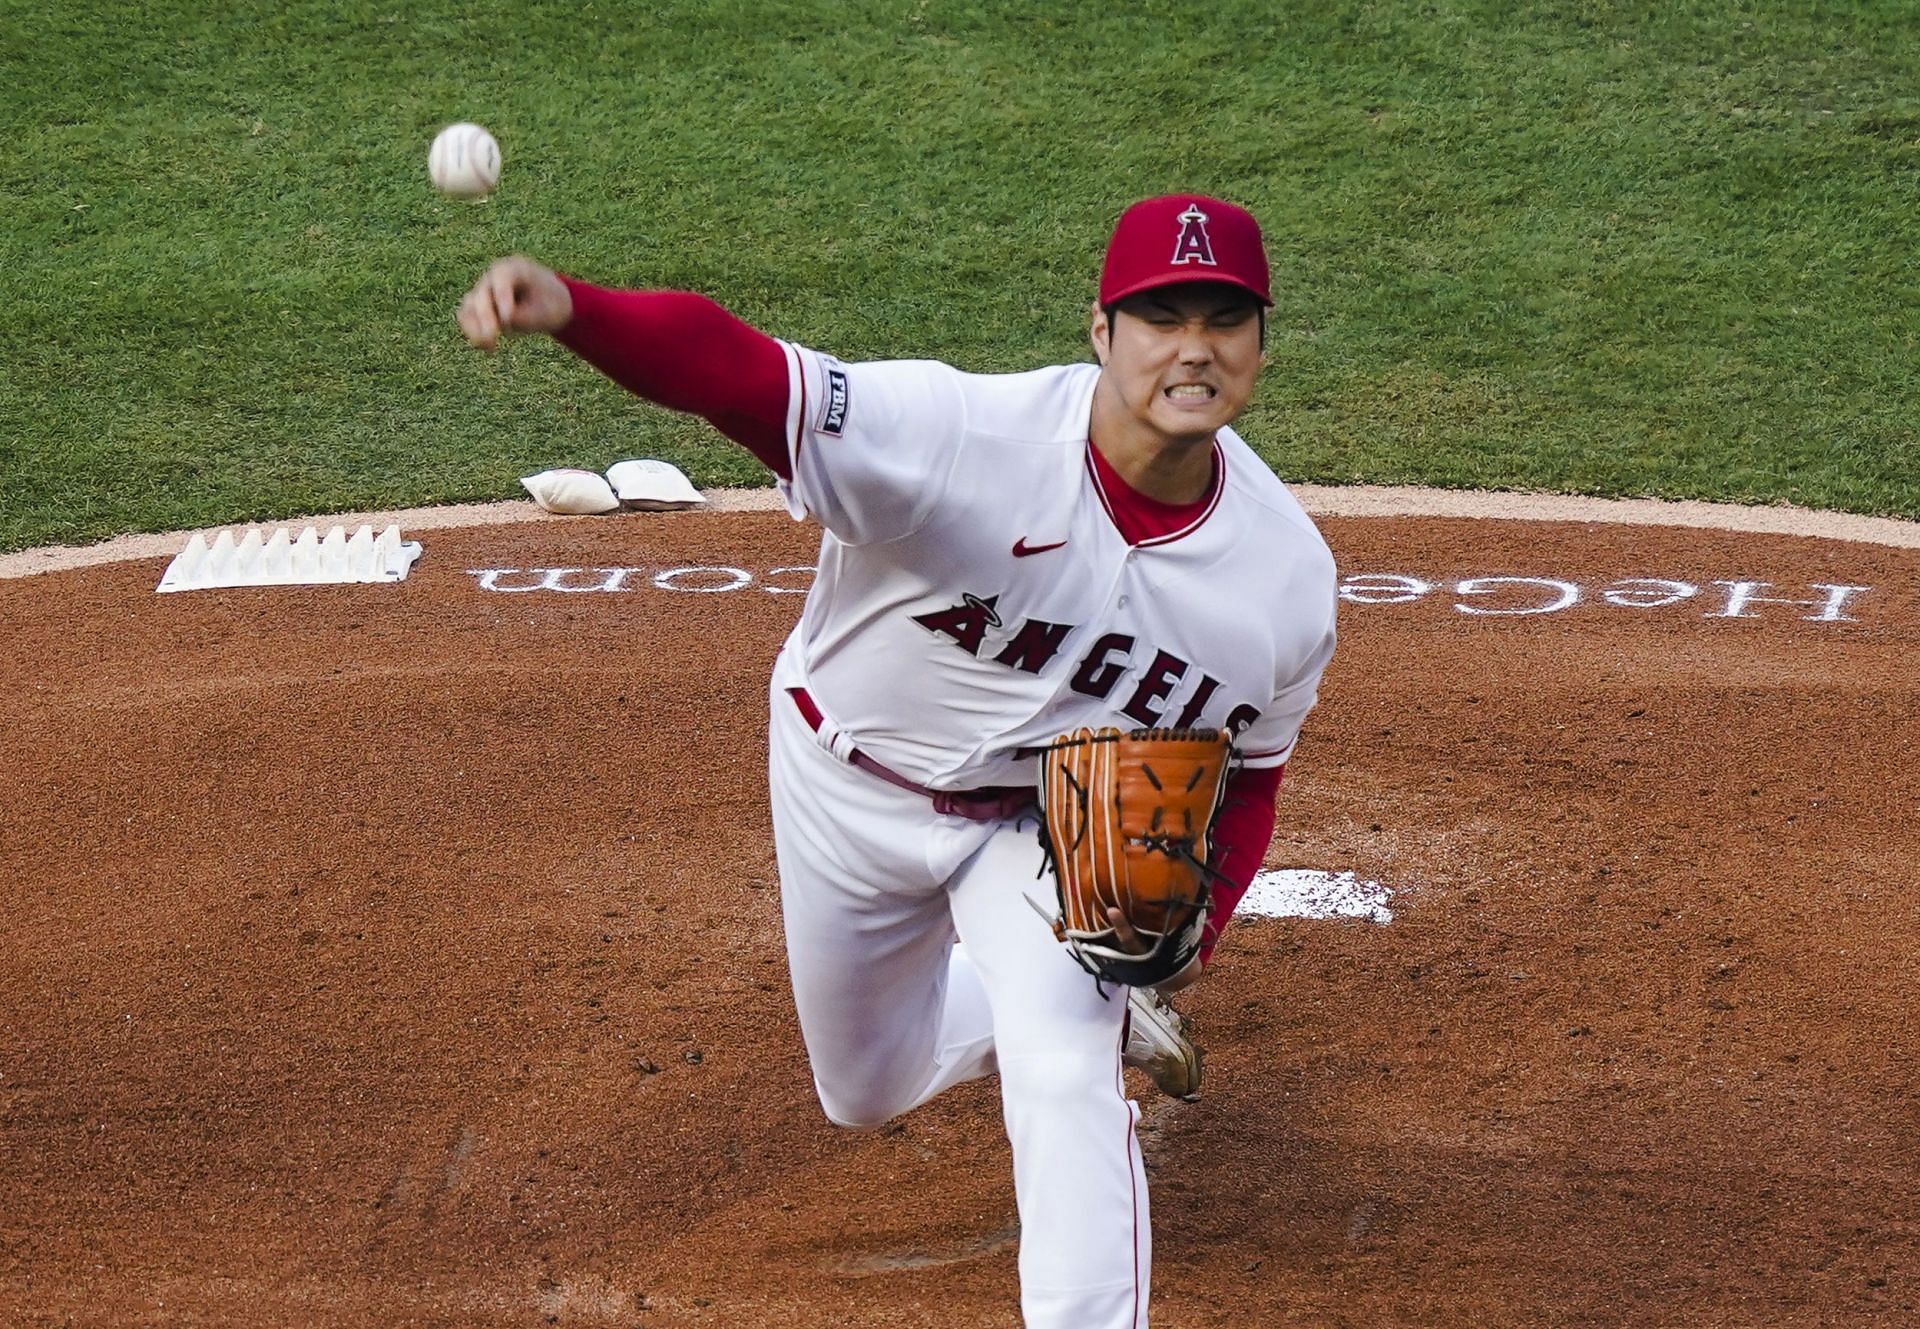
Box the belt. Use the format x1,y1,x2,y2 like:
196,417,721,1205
787,687,1037,823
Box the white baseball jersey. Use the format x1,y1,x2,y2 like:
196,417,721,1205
770,344,1338,789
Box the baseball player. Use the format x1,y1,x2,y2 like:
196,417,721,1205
457,195,1337,1328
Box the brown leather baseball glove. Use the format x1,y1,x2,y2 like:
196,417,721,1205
1036,726,1234,987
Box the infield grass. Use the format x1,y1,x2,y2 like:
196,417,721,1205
3,0,1916,551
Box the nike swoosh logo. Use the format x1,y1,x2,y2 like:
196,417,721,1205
1012,537,1069,558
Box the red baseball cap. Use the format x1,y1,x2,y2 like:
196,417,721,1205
1098,194,1271,306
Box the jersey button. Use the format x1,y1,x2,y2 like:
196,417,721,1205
1118,595,1131,608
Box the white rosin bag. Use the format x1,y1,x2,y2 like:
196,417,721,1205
606,459,706,511
520,467,621,514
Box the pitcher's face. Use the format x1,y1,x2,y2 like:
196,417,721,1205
1091,283,1265,444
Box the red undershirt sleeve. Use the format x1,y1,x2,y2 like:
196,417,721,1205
552,278,793,479
1199,762,1285,966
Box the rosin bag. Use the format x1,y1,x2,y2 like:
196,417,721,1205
606,458,706,511
520,468,621,515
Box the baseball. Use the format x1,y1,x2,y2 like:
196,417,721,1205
428,122,501,199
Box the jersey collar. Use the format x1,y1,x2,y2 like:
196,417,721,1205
1083,438,1226,548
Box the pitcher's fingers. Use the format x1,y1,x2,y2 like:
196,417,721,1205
1106,906,1147,954
458,287,499,350
454,289,485,348
488,264,524,329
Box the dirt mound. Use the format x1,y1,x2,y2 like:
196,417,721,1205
2,512,1914,1326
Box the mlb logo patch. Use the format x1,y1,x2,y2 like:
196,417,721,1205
820,368,851,435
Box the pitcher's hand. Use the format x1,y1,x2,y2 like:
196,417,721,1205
457,256,574,351
1106,906,1204,993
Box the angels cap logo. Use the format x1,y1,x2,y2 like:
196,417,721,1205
1170,203,1218,267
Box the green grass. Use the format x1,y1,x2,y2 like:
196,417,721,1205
3,0,1916,551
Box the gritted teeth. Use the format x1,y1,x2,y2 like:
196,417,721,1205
1165,384,1215,400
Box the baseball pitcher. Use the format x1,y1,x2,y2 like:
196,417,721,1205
457,194,1337,1328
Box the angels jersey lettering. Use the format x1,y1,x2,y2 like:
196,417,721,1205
772,344,1337,790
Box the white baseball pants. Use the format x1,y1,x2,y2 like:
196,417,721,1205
767,678,1152,1328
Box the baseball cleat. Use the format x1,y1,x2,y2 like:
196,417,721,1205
1123,987,1204,1101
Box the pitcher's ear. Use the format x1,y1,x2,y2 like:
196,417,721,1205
1090,300,1111,367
